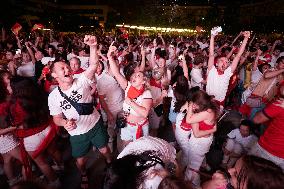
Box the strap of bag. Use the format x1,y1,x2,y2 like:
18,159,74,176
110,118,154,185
58,87,76,106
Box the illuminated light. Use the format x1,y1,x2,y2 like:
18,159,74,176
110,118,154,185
116,24,195,33
91,26,94,28
79,26,83,28
43,28,51,31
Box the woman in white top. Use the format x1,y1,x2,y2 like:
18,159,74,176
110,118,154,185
107,42,153,150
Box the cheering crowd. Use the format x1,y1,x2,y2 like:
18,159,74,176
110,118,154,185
0,27,284,189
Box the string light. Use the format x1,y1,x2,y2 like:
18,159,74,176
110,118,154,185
116,24,205,33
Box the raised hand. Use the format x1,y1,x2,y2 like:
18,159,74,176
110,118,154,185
107,41,117,58
211,26,222,37
243,31,251,39
24,41,30,47
98,44,103,55
84,35,97,47
257,49,262,56
141,45,146,57
153,39,157,47
274,40,281,45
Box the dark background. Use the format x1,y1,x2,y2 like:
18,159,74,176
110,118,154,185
0,0,283,34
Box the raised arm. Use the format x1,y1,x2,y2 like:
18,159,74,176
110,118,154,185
97,44,108,62
158,33,166,48
180,54,189,80
217,42,229,53
139,46,146,72
16,36,22,49
239,50,250,67
270,40,281,55
248,33,256,47
252,49,262,71
83,35,99,80
25,42,36,64
230,32,242,47
264,69,284,79
207,35,216,71
230,31,250,73
107,42,128,90
226,46,236,59
150,39,157,68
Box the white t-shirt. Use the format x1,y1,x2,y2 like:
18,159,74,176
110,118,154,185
96,70,124,111
196,41,209,50
270,55,279,68
73,72,84,79
251,68,263,85
206,66,233,102
123,82,152,116
41,57,55,65
190,67,203,88
48,74,100,136
227,128,258,152
17,61,35,77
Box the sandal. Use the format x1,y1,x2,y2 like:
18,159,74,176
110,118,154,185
81,174,89,189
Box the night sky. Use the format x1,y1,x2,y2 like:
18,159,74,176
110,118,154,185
57,0,267,5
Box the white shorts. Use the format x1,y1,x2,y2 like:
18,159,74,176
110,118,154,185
24,126,51,152
0,134,19,154
120,120,149,141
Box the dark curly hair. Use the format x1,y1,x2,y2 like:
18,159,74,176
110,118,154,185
173,76,191,113
190,90,219,119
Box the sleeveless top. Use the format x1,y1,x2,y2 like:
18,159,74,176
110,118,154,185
180,116,214,131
